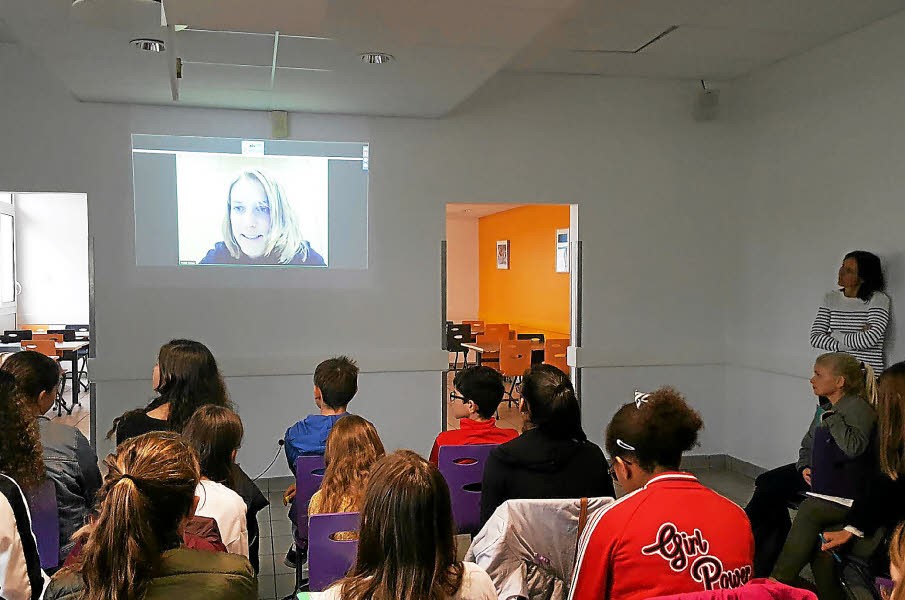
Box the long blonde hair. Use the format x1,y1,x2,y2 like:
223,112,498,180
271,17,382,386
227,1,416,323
319,415,384,513
222,169,308,264
77,432,200,600
890,523,905,600
876,362,905,479
815,352,878,405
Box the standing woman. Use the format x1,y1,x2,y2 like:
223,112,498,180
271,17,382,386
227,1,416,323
0,370,48,600
811,251,890,374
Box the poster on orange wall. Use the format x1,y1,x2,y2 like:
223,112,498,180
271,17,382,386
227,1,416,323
496,240,509,269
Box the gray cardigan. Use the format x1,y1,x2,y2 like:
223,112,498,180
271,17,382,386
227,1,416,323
796,394,876,472
38,417,102,559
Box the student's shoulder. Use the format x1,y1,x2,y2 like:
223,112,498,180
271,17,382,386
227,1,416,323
458,562,496,599
199,243,234,265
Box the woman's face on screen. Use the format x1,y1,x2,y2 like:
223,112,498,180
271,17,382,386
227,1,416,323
230,177,272,258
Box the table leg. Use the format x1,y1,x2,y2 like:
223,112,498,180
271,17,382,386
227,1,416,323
70,355,80,408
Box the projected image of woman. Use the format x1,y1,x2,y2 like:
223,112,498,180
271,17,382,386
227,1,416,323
200,169,325,266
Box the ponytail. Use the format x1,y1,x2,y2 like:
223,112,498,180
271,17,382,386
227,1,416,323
78,432,199,600
521,364,585,441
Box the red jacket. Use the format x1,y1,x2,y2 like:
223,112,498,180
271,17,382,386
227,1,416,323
429,418,519,464
570,472,754,600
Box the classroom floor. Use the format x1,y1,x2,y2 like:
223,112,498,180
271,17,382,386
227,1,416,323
49,386,91,440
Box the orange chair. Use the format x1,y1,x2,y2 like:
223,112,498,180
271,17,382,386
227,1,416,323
32,333,63,343
543,338,570,376
21,340,59,357
474,333,501,370
483,324,510,342
462,320,484,336
499,340,532,405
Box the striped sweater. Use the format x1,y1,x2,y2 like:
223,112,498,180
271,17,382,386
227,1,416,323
810,290,890,374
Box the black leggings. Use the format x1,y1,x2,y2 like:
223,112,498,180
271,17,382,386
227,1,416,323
744,463,809,577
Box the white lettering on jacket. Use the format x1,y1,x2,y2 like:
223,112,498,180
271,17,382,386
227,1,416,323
641,522,751,590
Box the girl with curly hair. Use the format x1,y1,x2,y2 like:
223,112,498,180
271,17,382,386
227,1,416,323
0,369,47,600
307,415,385,540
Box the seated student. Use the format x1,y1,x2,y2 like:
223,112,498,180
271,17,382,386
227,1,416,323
779,361,905,600
429,366,519,464
1,351,102,563
108,339,231,444
183,405,249,557
479,364,614,527
746,352,878,576
45,431,256,600
0,370,48,600
768,353,877,597
570,388,754,600
323,450,496,600
307,416,384,542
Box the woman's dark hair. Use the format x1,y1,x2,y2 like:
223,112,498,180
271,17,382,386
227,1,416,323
453,366,505,419
182,405,244,487
74,432,200,600
521,364,585,441
844,250,885,301
0,351,61,403
0,370,44,488
605,387,703,472
108,339,230,439
876,362,905,479
336,450,464,600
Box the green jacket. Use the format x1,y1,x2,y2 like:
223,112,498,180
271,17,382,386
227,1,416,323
45,548,257,600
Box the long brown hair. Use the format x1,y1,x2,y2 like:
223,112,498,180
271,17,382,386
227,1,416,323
182,404,244,487
890,523,905,600
77,431,200,600
815,352,878,405
319,415,385,513
109,339,230,439
336,450,464,600
0,370,44,488
876,362,905,479
0,350,61,404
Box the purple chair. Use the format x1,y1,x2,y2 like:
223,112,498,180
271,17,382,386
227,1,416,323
308,512,360,592
24,479,60,569
437,444,497,535
293,455,326,552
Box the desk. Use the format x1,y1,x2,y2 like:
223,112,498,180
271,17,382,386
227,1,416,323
1,341,89,412
461,340,545,366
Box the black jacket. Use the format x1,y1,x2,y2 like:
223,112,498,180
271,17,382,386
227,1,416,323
479,428,614,527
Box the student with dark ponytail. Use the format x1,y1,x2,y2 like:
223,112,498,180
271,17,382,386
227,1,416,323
45,431,255,600
479,364,613,527
570,388,754,600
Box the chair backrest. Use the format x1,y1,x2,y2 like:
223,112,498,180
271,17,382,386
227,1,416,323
437,444,497,535
21,324,50,334
483,324,510,342
446,323,472,353
462,320,485,335
24,479,60,569
3,329,33,341
64,324,89,331
32,333,63,343
544,338,570,375
294,455,327,549
517,333,545,343
47,329,76,342
499,340,531,377
21,340,59,357
308,512,360,592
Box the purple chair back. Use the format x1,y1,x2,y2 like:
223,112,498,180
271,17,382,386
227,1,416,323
294,455,326,549
308,512,360,592
437,444,497,535
24,479,60,569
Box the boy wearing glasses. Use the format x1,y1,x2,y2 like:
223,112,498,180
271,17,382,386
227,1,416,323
429,366,519,464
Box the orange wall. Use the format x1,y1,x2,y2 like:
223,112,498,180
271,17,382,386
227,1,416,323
479,205,570,336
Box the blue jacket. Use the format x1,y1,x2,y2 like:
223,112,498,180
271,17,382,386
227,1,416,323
284,414,348,471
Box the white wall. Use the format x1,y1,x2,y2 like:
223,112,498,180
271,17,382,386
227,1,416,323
445,215,479,323
0,43,732,473
14,193,89,326
723,10,905,468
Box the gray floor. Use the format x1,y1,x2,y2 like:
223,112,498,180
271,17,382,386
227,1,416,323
254,467,757,600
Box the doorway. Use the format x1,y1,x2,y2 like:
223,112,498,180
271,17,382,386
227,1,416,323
0,191,92,441
442,203,579,433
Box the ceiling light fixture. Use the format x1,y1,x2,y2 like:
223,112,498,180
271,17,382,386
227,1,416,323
360,52,393,65
131,38,166,52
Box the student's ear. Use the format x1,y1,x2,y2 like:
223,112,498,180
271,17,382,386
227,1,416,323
231,448,238,464
36,389,55,415
313,385,323,406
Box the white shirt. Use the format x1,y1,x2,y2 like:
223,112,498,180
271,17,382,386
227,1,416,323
320,561,496,599
194,479,249,557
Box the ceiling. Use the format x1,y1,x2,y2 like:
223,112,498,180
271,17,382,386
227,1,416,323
1,0,904,117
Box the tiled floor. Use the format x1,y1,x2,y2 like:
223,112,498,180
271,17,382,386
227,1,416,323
49,387,91,440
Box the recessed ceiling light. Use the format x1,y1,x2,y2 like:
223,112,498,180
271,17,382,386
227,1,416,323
131,38,165,53
360,52,393,65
